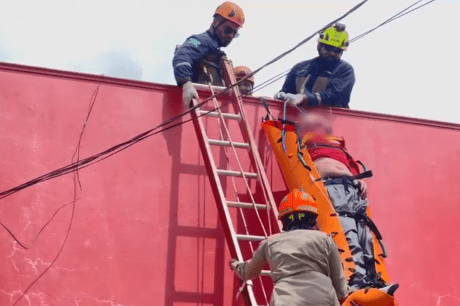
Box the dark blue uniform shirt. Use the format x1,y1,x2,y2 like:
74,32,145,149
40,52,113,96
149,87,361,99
173,31,223,87
281,57,355,108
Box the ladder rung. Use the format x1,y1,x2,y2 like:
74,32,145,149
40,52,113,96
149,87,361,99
260,270,270,277
227,201,267,210
217,169,258,178
208,139,250,149
236,234,266,241
198,110,241,120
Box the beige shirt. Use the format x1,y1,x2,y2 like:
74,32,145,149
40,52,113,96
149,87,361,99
234,230,348,306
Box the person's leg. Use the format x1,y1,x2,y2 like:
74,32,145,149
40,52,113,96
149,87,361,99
356,215,378,283
326,183,367,289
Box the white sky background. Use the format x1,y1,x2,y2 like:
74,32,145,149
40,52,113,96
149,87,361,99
0,0,458,123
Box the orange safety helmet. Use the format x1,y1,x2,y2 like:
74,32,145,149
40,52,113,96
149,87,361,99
278,189,318,220
214,2,245,28
234,66,254,84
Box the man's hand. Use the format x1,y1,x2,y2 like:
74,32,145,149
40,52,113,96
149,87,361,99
353,179,368,198
182,81,199,107
273,92,306,106
273,92,286,100
216,50,227,60
284,93,306,106
229,259,239,271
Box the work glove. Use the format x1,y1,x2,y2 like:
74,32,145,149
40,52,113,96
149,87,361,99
284,93,306,106
273,92,286,100
182,81,199,107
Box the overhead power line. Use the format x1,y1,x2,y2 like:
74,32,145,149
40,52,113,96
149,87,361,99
0,0,438,202
348,0,437,45
0,0,370,201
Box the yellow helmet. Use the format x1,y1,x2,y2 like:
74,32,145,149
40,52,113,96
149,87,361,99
318,23,349,50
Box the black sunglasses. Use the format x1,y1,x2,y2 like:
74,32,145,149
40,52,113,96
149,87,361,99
322,44,343,54
224,26,238,36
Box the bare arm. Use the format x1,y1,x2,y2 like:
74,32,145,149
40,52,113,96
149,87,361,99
230,240,268,281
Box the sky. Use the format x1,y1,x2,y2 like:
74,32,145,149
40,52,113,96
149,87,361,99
0,0,458,123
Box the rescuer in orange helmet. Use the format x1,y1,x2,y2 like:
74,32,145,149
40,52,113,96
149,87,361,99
234,66,254,96
229,189,349,306
173,2,245,107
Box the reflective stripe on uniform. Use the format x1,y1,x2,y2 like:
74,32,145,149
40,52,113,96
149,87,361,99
174,62,192,69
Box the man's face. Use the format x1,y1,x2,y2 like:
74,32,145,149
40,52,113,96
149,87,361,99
238,80,253,95
215,20,240,47
318,44,343,61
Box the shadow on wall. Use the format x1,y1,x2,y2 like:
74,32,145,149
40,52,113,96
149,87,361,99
161,90,226,306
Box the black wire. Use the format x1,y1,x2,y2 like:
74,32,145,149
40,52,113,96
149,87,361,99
249,70,291,96
249,0,437,98
0,0,370,201
349,0,424,44
236,0,368,87
0,0,436,202
0,199,78,249
11,85,99,306
0,0,439,301
381,0,436,25
348,0,436,45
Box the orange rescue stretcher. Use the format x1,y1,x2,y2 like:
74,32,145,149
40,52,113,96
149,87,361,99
262,119,398,306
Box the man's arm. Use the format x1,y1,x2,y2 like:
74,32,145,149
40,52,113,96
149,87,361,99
230,240,268,281
173,35,212,87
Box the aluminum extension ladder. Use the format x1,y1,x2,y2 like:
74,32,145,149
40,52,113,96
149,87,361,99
190,60,282,306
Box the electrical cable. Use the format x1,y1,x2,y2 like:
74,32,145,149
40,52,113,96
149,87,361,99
249,69,291,96
0,0,369,201
10,85,99,306
348,0,437,45
0,0,439,301
0,0,435,203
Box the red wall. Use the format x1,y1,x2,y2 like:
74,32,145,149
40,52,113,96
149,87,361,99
0,62,459,306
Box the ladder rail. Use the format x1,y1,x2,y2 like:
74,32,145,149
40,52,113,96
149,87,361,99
191,61,282,305
207,84,269,238
190,98,244,261
190,97,261,306
222,60,283,235
207,83,273,306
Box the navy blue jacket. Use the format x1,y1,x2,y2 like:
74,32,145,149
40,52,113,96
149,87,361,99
173,31,223,87
281,57,355,108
